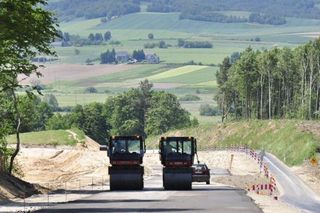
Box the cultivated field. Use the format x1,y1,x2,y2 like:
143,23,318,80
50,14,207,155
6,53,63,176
23,64,218,124
54,12,320,65
33,10,320,125
19,64,140,85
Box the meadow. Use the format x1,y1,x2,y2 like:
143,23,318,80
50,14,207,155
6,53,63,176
42,64,219,124
6,129,84,146
55,12,320,65
146,120,320,166
40,10,320,125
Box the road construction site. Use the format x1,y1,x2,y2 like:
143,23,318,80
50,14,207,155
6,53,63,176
2,134,319,213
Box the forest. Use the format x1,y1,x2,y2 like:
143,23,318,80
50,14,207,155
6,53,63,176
48,0,320,22
147,0,320,19
215,38,320,121
47,0,141,21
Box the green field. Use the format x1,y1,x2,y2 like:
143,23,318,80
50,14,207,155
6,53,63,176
55,12,320,65
44,10,320,125
7,129,85,146
43,63,218,124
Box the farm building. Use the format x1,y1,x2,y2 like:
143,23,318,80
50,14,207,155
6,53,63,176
146,53,160,64
116,51,130,63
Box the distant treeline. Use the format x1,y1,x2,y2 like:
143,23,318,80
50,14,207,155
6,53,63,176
180,11,247,24
178,39,213,48
180,10,286,25
146,0,320,20
248,13,286,25
47,0,141,21
56,31,113,46
216,38,320,121
48,0,320,23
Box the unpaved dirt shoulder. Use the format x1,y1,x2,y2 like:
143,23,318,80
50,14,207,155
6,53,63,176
4,147,303,213
197,151,301,213
291,162,320,197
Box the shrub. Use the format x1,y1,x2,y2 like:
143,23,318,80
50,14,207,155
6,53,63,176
84,87,98,93
179,94,201,101
148,33,154,39
199,104,218,116
144,43,157,49
109,40,121,45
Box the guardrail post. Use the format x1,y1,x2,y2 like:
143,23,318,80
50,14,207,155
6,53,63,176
101,176,103,190
65,182,67,202
92,177,94,191
23,194,26,212
47,183,50,207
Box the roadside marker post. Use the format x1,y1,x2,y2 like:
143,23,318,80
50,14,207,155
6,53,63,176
47,183,50,207
229,154,234,170
23,194,26,212
65,182,67,202
92,177,94,191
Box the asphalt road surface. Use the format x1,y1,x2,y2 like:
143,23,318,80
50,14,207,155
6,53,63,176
36,169,262,213
264,153,320,213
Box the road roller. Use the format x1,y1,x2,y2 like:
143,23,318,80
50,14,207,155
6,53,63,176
159,136,197,190
100,135,146,191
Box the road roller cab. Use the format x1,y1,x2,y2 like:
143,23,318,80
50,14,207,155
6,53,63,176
159,136,197,190
103,135,146,191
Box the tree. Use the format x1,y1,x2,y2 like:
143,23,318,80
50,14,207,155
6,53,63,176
74,49,80,55
81,103,110,143
63,32,70,42
0,93,14,162
46,113,71,130
230,52,240,64
88,33,95,42
0,0,58,174
148,33,154,40
178,39,185,47
159,40,167,48
104,81,192,137
199,104,217,116
95,33,103,43
84,87,98,93
136,80,153,137
132,49,145,62
215,38,320,121
43,94,59,111
100,49,116,64
18,95,53,132
146,91,191,135
104,31,112,41
216,57,232,121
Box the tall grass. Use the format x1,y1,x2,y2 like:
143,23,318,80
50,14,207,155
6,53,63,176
146,120,319,166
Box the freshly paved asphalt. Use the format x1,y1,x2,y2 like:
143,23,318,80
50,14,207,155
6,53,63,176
35,168,262,213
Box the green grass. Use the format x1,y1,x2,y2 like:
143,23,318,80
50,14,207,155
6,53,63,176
153,66,217,84
56,12,320,65
146,120,320,166
48,11,320,126
54,93,110,107
149,65,207,80
6,129,83,146
45,64,218,124
80,64,169,85
70,127,86,143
